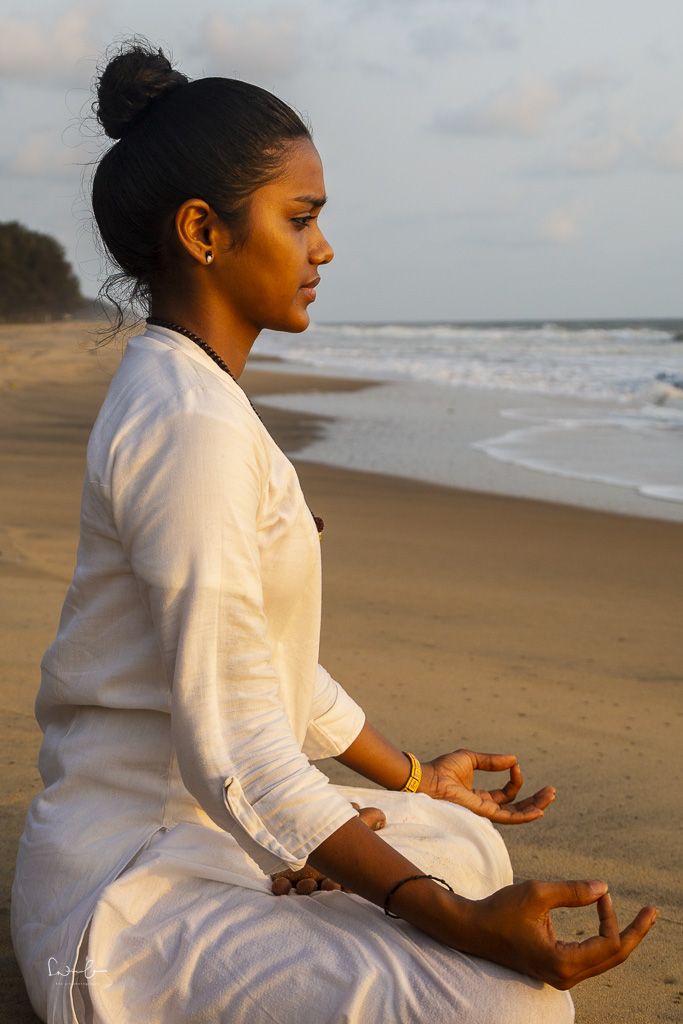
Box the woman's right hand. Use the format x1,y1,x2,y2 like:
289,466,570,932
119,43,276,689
456,879,657,990
302,811,656,991
271,803,386,894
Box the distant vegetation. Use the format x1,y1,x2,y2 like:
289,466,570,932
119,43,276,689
0,221,88,322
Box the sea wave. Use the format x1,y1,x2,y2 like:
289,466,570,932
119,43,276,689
255,319,683,403
311,321,679,346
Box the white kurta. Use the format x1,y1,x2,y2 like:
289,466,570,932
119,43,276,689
11,325,573,1024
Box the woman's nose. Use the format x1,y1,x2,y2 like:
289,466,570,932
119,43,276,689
313,229,334,267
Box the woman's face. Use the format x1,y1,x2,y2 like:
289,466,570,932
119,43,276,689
215,138,334,336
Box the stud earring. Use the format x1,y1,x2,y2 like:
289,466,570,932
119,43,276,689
205,250,214,264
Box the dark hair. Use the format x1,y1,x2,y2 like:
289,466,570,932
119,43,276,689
90,37,311,341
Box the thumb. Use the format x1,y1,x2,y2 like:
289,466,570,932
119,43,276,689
529,879,608,911
470,751,519,773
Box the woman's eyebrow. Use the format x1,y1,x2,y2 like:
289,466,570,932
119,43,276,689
292,194,328,208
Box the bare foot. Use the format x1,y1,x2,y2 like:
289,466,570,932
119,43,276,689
271,802,386,896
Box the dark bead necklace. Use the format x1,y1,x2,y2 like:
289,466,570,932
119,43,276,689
145,316,324,538
146,316,263,423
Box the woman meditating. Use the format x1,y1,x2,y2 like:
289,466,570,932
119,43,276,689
11,39,654,1024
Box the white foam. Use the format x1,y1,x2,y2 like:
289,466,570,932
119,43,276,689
253,377,683,522
639,484,683,502
251,320,683,520
473,398,683,503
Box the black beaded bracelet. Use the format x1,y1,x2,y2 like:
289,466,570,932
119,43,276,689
384,873,455,918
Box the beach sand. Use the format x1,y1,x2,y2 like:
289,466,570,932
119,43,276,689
1,321,681,1023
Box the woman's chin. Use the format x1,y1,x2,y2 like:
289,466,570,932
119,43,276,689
283,310,312,333
260,305,311,335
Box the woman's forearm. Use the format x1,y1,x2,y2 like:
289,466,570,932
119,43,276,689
307,811,655,989
335,720,435,794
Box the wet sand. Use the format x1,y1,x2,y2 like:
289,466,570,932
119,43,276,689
1,322,681,1022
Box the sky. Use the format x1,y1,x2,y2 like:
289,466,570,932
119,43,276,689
1,0,682,322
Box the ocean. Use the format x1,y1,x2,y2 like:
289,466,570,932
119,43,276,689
252,320,683,519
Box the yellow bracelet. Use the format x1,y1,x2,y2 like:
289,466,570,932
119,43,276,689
400,751,422,793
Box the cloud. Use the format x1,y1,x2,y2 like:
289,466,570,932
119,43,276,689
7,130,93,181
565,135,626,172
189,7,305,83
544,119,641,175
553,65,619,97
528,109,683,178
435,74,560,138
538,202,583,243
0,4,100,86
434,64,619,140
411,13,518,56
656,114,683,169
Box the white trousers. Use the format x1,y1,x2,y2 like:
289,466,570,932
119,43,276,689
75,786,574,1024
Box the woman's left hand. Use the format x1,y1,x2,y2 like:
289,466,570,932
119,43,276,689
420,749,556,824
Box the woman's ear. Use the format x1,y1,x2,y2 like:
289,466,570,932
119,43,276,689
174,199,229,265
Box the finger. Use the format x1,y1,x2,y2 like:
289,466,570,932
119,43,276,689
357,807,387,831
597,892,619,943
489,803,545,825
494,787,557,819
618,905,658,949
467,792,545,825
510,787,556,813
489,763,524,805
487,764,525,805
530,879,609,911
557,905,657,985
469,752,519,773
577,903,656,964
572,907,657,984
488,788,519,806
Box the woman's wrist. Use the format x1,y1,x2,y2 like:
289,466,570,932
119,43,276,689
416,759,437,797
308,814,482,956
336,721,429,792
334,720,440,798
388,878,475,948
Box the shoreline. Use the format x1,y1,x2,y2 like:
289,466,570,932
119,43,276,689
4,319,680,522
243,359,683,524
1,322,681,1022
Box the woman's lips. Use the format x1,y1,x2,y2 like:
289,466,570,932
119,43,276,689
300,276,319,301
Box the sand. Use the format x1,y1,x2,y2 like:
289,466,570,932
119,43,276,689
1,321,681,1023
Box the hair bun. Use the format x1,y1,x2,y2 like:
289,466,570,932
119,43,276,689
95,40,188,141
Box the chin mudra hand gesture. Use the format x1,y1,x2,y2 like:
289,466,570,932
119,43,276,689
421,748,655,988
272,744,656,990
419,748,556,823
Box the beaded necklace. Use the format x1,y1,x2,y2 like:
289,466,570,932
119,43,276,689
147,316,262,419
145,317,324,538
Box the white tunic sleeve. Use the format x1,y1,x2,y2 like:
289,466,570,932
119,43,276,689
109,395,359,874
302,663,366,760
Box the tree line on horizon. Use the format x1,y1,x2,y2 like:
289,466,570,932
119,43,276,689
0,221,92,322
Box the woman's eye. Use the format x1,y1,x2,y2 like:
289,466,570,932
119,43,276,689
292,216,314,229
